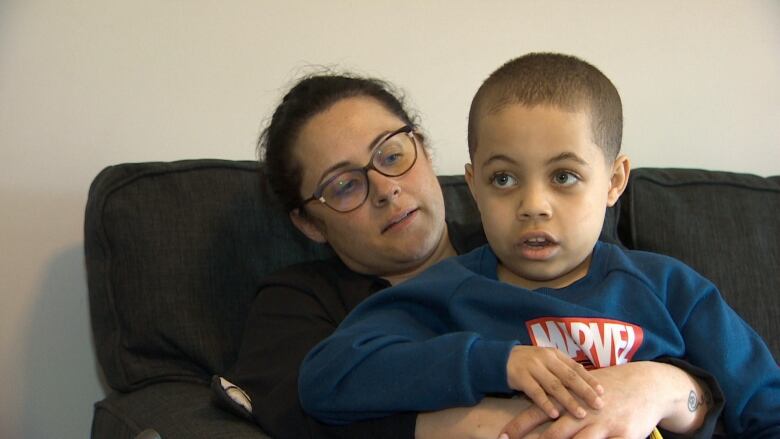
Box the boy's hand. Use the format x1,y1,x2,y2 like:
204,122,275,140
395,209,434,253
506,346,604,419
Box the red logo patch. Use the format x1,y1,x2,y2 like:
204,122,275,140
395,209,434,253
526,317,644,368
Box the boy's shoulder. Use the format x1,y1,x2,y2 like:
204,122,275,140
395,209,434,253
598,241,714,292
601,241,690,271
397,245,494,292
600,241,678,266
349,246,492,315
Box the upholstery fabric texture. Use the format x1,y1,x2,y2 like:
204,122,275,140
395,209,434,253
85,160,334,393
92,382,269,438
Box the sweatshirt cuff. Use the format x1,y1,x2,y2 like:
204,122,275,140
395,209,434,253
468,339,516,395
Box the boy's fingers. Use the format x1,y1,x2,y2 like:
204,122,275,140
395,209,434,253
549,353,604,410
565,369,604,410
532,368,587,419
565,356,604,396
520,376,560,419
575,362,605,396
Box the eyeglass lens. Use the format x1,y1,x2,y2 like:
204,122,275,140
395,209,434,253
320,130,416,212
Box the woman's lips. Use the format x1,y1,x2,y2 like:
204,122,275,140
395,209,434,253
381,208,419,233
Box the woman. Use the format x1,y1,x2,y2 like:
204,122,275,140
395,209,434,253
224,73,721,438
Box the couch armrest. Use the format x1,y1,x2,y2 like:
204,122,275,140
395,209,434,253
91,382,270,439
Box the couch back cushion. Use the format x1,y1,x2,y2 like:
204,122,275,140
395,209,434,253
619,168,780,360
85,160,335,391
85,160,620,391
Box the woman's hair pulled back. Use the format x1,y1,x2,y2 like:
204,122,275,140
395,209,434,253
259,73,418,213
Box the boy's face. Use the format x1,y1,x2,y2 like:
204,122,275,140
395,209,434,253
465,104,629,290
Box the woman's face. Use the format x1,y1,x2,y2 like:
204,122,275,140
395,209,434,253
290,96,450,279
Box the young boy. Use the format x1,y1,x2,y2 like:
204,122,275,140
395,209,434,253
298,53,780,437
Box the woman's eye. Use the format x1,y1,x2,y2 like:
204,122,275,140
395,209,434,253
332,178,361,197
490,173,517,188
380,152,402,167
553,171,579,186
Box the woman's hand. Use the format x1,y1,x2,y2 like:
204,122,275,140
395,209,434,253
416,397,536,439
498,361,710,439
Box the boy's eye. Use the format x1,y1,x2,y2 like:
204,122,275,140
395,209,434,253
553,171,579,186
490,172,517,188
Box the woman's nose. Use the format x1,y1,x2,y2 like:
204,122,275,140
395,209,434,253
368,170,401,206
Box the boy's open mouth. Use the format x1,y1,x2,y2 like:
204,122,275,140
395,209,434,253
517,233,559,260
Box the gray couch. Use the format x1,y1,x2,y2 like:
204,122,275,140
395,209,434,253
85,159,780,438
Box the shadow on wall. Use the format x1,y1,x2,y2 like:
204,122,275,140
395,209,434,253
20,244,109,439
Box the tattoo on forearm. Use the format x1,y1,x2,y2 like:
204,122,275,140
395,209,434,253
687,389,712,412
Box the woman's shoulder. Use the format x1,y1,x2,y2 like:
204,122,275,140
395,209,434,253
259,257,352,287
256,257,381,314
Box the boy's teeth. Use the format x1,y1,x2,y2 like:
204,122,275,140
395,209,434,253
525,237,552,247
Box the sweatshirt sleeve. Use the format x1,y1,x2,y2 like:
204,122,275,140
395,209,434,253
667,265,780,438
298,262,517,425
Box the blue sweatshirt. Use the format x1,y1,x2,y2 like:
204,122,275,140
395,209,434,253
299,242,780,437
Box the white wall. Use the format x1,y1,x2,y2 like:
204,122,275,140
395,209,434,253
1,1,777,437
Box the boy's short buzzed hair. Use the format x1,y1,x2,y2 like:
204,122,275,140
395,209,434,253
468,53,623,161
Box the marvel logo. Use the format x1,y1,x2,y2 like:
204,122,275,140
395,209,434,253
526,317,644,368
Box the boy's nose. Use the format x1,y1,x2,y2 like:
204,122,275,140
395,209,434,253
369,170,401,207
516,187,552,220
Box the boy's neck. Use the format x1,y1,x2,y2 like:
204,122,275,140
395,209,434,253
497,253,593,291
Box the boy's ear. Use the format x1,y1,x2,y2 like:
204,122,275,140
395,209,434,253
606,154,631,207
289,208,328,243
464,163,478,203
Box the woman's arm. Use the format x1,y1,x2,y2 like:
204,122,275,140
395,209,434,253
417,397,535,439
417,358,723,439
228,274,418,438
500,360,720,439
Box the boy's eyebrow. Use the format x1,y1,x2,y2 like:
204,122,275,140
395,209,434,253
481,152,590,168
482,154,518,168
546,152,589,166
316,130,392,184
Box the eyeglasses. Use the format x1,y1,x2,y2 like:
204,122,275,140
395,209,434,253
300,125,419,213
